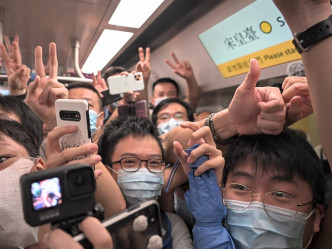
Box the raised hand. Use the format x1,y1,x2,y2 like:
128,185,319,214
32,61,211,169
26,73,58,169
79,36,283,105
0,35,31,95
45,125,101,169
228,59,286,135
44,217,113,249
173,123,224,187
165,52,194,80
25,43,68,130
282,76,312,126
135,47,151,86
92,70,108,97
165,51,200,111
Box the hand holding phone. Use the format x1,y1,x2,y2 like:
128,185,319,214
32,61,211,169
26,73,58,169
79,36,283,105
55,99,91,160
74,200,162,249
107,72,144,94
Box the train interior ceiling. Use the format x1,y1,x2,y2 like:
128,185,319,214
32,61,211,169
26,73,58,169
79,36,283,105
0,0,293,112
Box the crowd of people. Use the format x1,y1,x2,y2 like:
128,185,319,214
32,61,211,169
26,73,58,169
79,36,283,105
0,0,331,248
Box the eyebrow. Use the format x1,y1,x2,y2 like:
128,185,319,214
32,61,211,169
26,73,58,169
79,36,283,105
230,171,255,179
231,170,298,186
120,153,162,159
270,175,298,187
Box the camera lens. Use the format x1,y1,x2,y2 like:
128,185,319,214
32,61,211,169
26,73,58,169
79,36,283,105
75,175,85,187
67,166,95,198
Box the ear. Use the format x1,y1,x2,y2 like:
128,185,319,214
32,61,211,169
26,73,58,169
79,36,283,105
312,204,324,233
97,111,105,127
98,111,105,122
151,96,156,106
35,157,46,171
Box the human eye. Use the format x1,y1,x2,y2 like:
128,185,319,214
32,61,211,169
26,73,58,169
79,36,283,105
174,112,185,119
228,183,250,195
0,155,12,164
121,158,138,168
158,114,169,121
270,191,293,199
230,184,247,191
168,92,176,97
149,159,162,167
0,155,14,171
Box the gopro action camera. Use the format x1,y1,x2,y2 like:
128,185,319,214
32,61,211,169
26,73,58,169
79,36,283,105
20,164,96,227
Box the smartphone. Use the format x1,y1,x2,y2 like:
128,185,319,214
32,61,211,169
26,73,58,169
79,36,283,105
107,72,144,94
118,100,148,118
100,90,123,106
55,99,91,160
74,200,162,249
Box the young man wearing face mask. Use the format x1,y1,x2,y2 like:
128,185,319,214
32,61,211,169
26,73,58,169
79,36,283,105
98,116,193,249
66,82,104,143
174,127,325,249
152,98,194,137
151,98,195,227
0,119,46,249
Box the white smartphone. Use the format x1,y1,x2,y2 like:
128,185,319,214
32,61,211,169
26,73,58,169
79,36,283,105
107,72,144,94
74,200,162,249
55,99,91,159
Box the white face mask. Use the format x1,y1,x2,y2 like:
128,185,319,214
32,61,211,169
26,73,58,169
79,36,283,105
225,200,313,249
157,118,185,135
154,97,169,107
0,157,39,248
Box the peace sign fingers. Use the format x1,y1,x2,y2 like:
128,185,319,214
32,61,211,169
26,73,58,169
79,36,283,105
171,51,180,64
35,46,46,78
48,42,58,80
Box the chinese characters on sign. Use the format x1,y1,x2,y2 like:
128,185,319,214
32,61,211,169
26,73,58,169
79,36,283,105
224,26,260,50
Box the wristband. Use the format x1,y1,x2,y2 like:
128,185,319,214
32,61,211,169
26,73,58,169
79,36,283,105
293,15,332,54
204,113,237,145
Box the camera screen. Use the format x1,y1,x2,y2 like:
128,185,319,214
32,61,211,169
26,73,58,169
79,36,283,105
31,177,63,211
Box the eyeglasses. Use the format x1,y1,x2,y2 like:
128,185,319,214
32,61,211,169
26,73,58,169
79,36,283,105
108,157,166,173
157,112,187,122
222,183,315,222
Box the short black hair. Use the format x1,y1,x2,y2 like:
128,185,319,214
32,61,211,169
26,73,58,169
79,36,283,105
151,98,194,126
66,82,103,112
0,119,39,157
152,77,180,96
102,66,128,80
98,116,165,167
0,96,43,149
222,128,326,205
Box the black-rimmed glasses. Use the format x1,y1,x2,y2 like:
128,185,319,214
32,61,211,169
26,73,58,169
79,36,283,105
108,157,166,173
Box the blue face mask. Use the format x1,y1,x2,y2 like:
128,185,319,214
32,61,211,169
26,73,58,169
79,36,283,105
225,200,313,249
117,169,164,206
157,118,184,135
89,109,101,135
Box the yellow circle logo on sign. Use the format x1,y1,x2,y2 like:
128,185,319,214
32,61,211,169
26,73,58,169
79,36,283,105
260,21,272,34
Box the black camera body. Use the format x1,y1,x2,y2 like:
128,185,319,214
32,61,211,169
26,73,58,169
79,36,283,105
20,164,96,227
